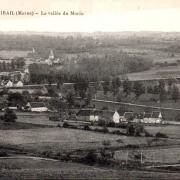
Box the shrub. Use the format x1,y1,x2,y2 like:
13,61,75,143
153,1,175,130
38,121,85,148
125,144,140,148
41,150,52,158
102,127,109,133
98,119,106,127
57,124,61,128
94,127,109,133
102,140,111,146
84,150,98,165
102,106,108,110
62,122,69,128
145,131,153,137
116,139,123,143
0,150,8,157
108,122,115,127
84,125,91,131
3,108,17,123
118,123,127,129
127,124,135,136
155,132,168,138
111,130,124,135
0,115,4,121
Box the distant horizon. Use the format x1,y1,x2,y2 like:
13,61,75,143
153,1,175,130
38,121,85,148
0,30,180,34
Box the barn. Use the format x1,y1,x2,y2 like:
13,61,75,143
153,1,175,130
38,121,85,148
76,109,102,122
26,102,48,112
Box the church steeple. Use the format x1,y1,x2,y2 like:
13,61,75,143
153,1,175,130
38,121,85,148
32,48,35,53
49,49,54,60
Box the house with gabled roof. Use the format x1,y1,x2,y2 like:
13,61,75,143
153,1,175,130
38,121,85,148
15,81,23,87
150,111,163,123
119,112,134,123
142,111,163,124
76,109,102,122
26,102,48,112
5,80,13,88
113,111,120,123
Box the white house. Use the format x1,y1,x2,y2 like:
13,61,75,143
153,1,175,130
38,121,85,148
45,59,53,65
142,111,162,124
113,111,120,123
26,102,48,112
149,111,163,124
5,80,13,87
15,81,23,87
49,49,55,60
1,80,5,86
90,114,99,122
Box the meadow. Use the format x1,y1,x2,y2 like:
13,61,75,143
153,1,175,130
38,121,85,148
115,146,180,164
0,156,180,179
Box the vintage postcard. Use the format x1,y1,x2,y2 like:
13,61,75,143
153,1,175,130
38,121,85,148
0,0,180,179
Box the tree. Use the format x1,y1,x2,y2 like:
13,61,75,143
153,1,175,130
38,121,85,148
171,85,179,102
159,80,167,102
111,77,121,96
3,108,17,122
8,92,25,108
133,81,145,98
84,150,97,165
66,91,74,108
22,91,31,102
47,85,58,97
73,77,88,98
14,58,25,69
102,81,110,95
123,79,132,96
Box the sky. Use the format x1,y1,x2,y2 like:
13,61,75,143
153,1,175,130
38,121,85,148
0,0,180,32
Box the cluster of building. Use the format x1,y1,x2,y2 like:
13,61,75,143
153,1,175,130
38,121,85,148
1,101,49,113
0,68,30,87
28,49,62,66
75,109,163,124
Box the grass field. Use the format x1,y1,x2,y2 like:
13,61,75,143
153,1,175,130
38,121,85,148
0,128,122,153
115,146,180,164
16,114,58,126
0,127,179,155
0,122,51,130
127,65,180,81
0,157,180,179
0,50,30,59
145,125,180,139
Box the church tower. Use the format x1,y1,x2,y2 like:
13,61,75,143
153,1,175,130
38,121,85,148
49,49,54,60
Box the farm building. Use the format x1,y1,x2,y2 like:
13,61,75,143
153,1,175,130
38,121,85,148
142,111,163,124
5,80,13,87
7,85,48,95
113,111,120,123
15,81,23,87
26,102,48,112
119,112,134,122
149,111,162,123
0,69,30,85
76,109,102,122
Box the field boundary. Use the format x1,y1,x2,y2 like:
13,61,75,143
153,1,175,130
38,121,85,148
92,99,180,111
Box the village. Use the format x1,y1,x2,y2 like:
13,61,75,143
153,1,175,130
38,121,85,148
1,33,180,179
0,48,168,126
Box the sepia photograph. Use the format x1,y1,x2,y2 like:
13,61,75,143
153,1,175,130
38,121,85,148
0,0,180,179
